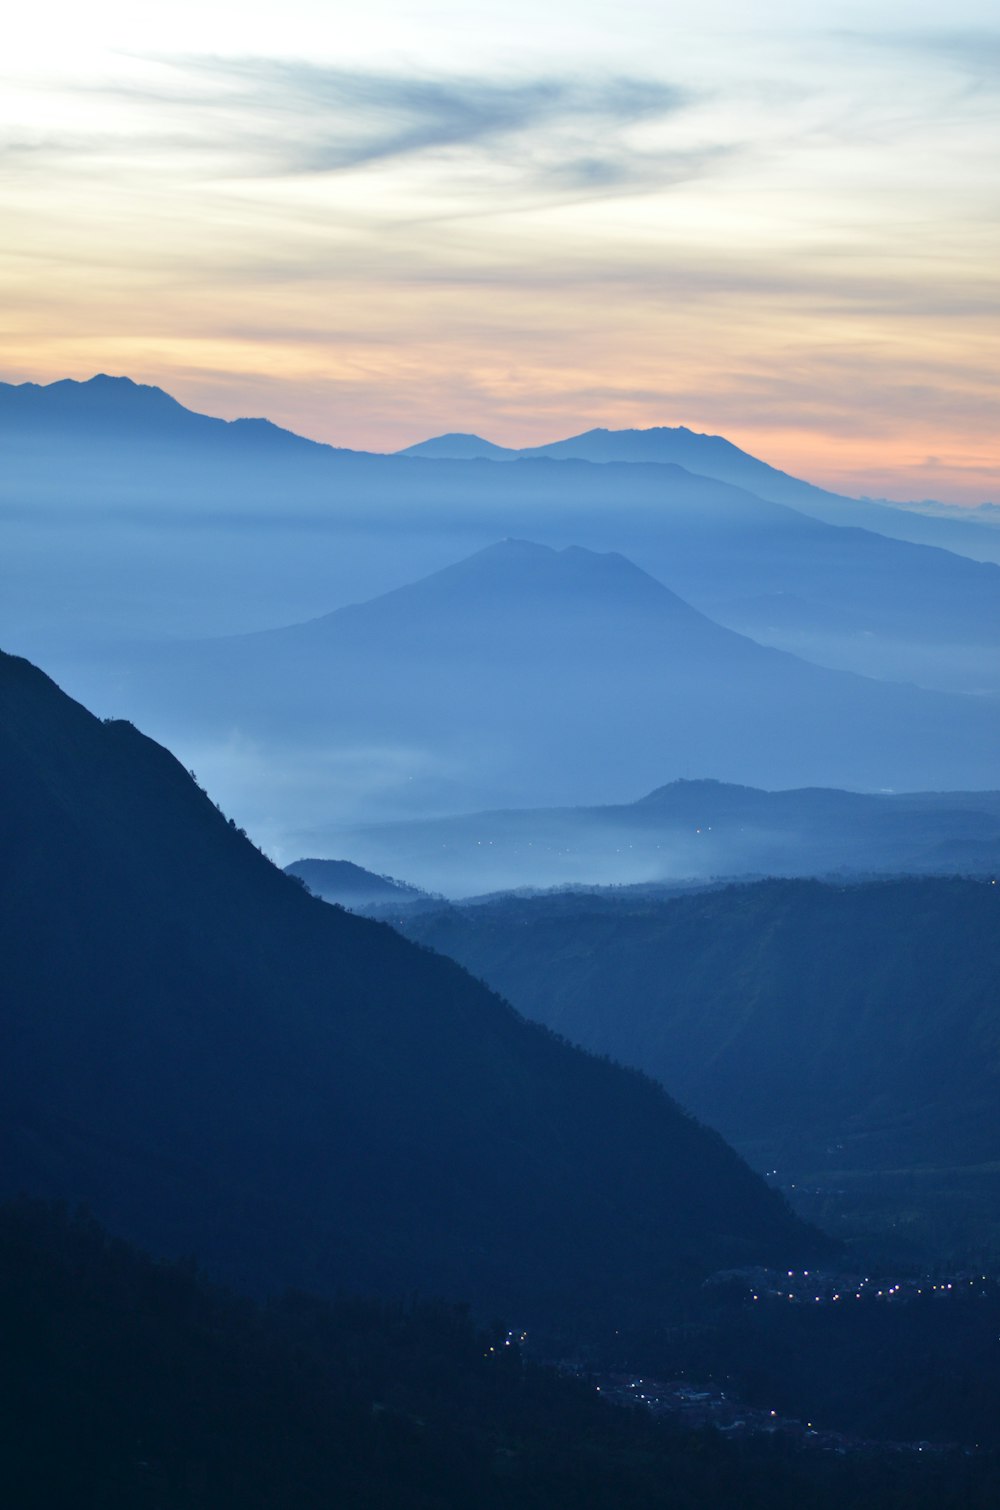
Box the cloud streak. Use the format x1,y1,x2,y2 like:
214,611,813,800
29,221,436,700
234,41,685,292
851,27,1000,82
80,57,694,187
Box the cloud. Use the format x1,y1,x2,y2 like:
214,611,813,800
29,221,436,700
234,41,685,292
83,56,693,185
6,31,996,502
842,28,1000,86
2,57,715,222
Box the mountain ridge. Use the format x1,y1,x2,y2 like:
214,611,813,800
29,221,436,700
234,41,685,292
0,372,345,455
6,375,1000,704
334,775,1000,897
398,875,1000,1199
400,422,1000,561
0,647,819,1331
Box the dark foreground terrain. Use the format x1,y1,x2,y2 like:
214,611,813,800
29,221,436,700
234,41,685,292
5,648,1000,1505
3,1200,998,1510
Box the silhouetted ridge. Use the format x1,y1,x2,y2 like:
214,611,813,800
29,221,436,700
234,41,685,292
0,648,820,1335
0,373,331,453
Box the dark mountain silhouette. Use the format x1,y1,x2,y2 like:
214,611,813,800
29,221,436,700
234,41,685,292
0,648,819,1334
4,376,1000,699
403,423,1000,566
93,542,1000,841
399,877,1000,1193
0,372,332,455
337,778,1000,897
284,856,427,910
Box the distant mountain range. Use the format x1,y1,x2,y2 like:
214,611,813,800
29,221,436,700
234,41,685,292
81,541,1000,849
335,777,1000,897
3,376,1000,703
0,648,818,1332
399,423,1000,564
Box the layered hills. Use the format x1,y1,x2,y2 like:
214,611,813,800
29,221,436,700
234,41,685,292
87,542,1000,846
0,649,818,1334
4,376,1000,700
401,422,1000,565
337,778,1000,897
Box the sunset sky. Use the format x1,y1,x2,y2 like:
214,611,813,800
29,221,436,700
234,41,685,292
4,1,998,501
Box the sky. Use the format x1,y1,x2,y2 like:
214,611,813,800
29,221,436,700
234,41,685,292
3,1,998,502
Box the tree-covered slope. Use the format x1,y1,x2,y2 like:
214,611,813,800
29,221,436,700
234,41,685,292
400,878,1000,1177
0,651,818,1336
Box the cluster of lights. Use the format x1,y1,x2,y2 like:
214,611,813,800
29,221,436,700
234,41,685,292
752,1269,997,1307
484,1328,528,1359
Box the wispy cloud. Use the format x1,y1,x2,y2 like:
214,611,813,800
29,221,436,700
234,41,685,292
78,56,694,187
842,27,1000,87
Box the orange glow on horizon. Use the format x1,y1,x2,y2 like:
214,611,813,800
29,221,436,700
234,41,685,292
3,8,998,505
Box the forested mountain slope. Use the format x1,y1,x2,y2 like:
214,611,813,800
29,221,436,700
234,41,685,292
0,651,817,1336
401,877,1000,1177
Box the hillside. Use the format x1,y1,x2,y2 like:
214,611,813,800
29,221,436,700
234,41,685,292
284,857,427,909
0,649,818,1336
399,877,1000,1249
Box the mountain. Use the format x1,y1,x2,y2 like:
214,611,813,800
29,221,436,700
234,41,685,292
397,430,514,460
405,422,841,506
284,856,427,910
4,376,1000,699
83,541,1000,851
403,423,1000,566
0,648,819,1334
335,778,1000,897
398,876,1000,1255
0,372,331,455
